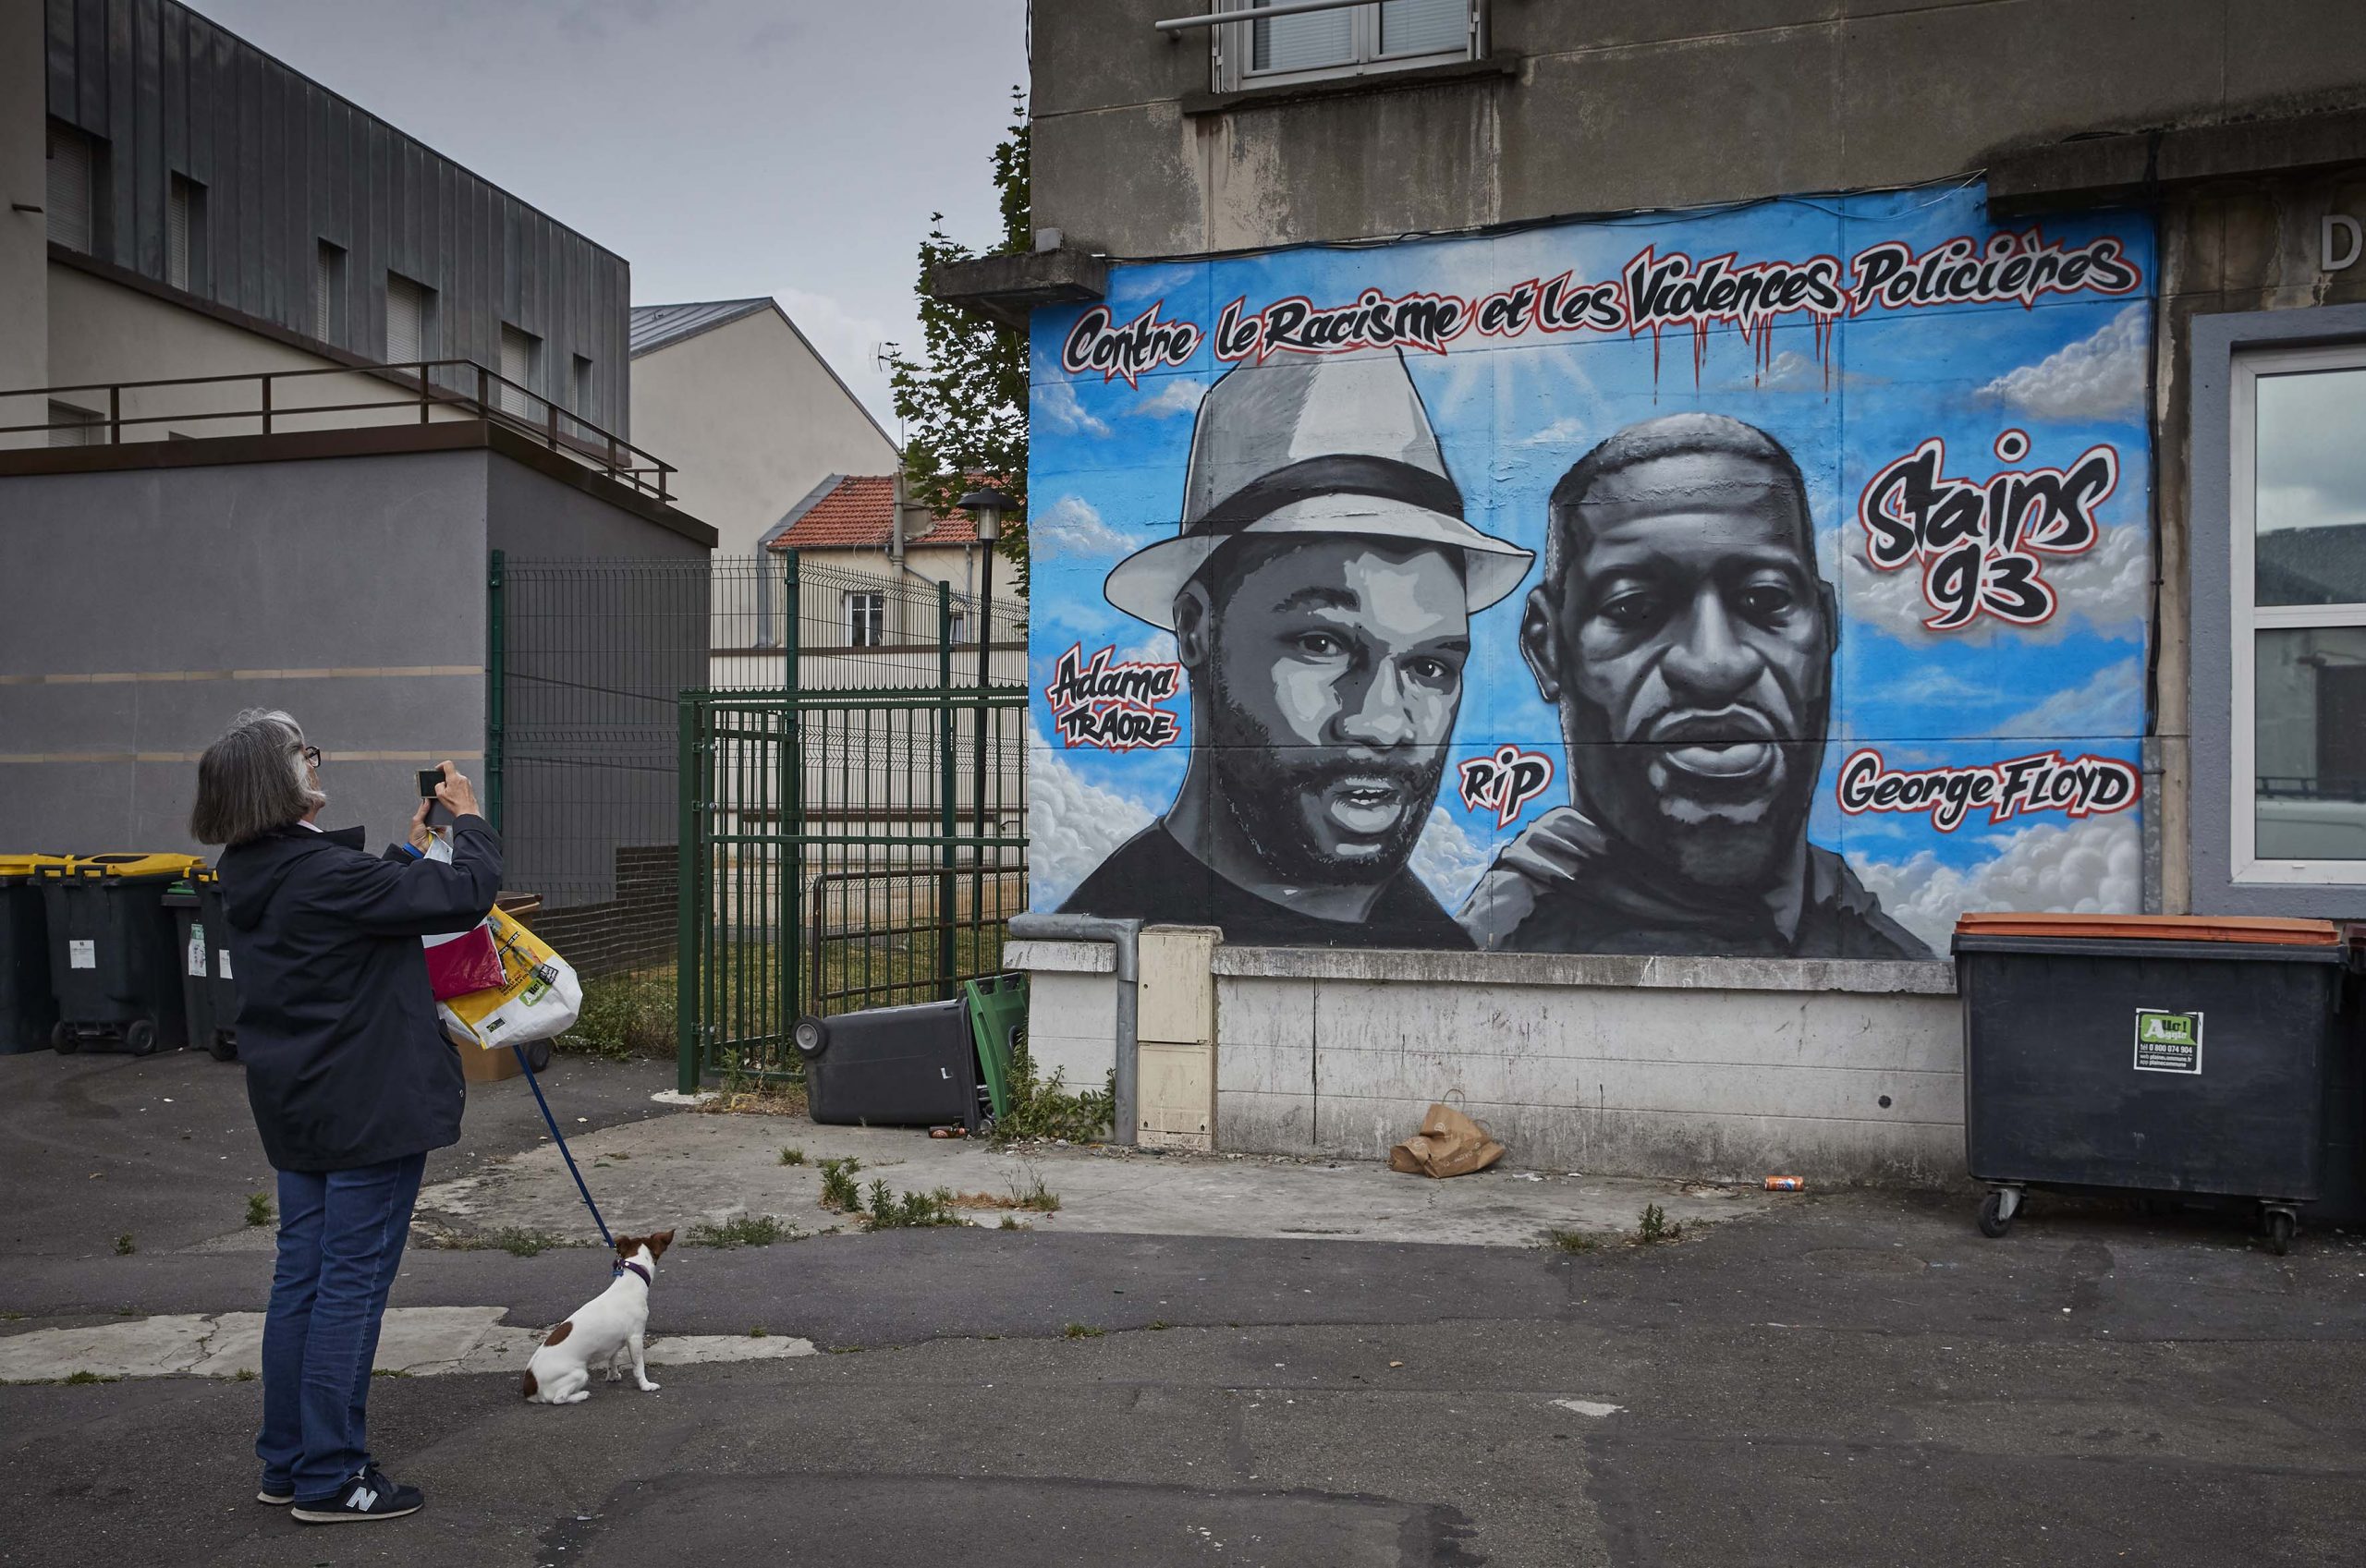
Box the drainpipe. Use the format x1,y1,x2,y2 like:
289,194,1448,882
1007,912,1140,1147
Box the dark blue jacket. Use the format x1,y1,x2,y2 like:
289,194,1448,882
217,817,502,1173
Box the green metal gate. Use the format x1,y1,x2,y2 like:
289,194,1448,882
674,553,1028,1090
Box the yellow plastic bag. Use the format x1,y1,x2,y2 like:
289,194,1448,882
435,906,582,1050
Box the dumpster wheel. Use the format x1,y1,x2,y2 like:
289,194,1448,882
2264,1206,2297,1257
51,1021,79,1054
1978,1185,2022,1239
123,1019,157,1056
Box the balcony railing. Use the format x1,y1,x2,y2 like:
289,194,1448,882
0,358,675,502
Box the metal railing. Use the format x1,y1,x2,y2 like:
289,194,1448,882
3,358,675,501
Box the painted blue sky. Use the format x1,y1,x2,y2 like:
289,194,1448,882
1027,184,2154,949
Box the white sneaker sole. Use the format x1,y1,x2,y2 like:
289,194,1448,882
290,1501,422,1524
256,1490,293,1506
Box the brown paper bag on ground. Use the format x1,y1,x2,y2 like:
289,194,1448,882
1388,1102,1506,1178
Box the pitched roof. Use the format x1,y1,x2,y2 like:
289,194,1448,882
628,298,773,357
767,474,980,551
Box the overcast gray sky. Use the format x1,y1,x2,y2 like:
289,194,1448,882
189,0,1032,437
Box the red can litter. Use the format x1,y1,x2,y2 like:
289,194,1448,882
1763,1175,1805,1192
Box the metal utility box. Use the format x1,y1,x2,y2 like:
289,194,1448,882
1954,912,2350,1253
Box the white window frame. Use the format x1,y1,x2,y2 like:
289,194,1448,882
2227,338,2366,884
1213,0,1482,92
846,591,886,649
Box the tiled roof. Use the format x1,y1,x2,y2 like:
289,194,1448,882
628,298,774,357
768,475,980,550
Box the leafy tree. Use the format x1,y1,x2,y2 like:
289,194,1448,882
889,86,1031,591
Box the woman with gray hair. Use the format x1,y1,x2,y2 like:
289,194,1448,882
192,709,500,1525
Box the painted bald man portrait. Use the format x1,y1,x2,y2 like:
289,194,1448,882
1058,348,1532,947
1460,413,1931,960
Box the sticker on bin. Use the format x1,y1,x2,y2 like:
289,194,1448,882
218,949,233,980
2134,1010,2203,1074
188,922,208,978
68,939,95,969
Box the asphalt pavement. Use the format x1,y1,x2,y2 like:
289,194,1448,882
6,1048,2366,1566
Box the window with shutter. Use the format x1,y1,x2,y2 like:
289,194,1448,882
572,354,595,419
314,242,346,344
499,325,539,419
166,176,189,288
46,126,93,253
386,273,427,366
47,402,102,448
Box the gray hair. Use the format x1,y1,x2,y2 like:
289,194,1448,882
189,709,324,845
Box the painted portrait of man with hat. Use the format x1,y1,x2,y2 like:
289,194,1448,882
1057,348,1532,947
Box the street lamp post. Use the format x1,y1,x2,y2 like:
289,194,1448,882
955,486,1015,979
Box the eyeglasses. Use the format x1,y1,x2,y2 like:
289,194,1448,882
299,746,323,769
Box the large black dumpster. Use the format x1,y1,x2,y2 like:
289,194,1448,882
795,998,987,1133
164,869,241,1062
1,855,69,1053
40,854,203,1055
1955,912,2351,1254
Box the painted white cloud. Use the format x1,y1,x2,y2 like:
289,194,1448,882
1036,379,1110,438
1117,631,1177,666
1409,806,1494,909
1027,730,1159,909
1838,512,2147,646
1978,304,2145,423
1851,814,2141,955
1033,494,1142,560
1130,379,1205,419
1987,655,2143,738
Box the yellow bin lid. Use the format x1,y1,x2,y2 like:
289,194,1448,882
65,853,208,881
0,853,75,879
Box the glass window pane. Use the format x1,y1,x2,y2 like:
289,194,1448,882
1254,3,1355,72
1380,0,1465,55
2255,626,2366,860
2255,365,2366,606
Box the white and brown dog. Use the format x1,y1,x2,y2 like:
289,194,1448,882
522,1230,674,1405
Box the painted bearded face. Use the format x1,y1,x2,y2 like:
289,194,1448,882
1529,451,1835,890
1189,537,1470,887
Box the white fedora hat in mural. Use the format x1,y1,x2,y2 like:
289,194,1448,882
1104,348,1533,630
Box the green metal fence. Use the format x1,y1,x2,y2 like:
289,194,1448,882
675,552,1028,1089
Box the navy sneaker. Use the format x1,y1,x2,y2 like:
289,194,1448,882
290,1468,422,1524
256,1480,293,1506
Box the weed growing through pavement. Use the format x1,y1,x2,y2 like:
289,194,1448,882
817,1157,863,1211
487,1227,567,1258
245,1192,273,1227
1148,1319,1171,1331
234,1367,256,1381
113,1234,133,1256
998,1215,1028,1230
689,1215,788,1247
860,1182,962,1230
779,1147,807,1166
993,1039,1115,1145
749,1326,769,1339
1637,1203,1680,1244
1062,1323,1105,1340
64,1370,117,1385
1542,1228,1600,1254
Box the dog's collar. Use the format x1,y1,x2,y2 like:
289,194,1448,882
613,1260,652,1285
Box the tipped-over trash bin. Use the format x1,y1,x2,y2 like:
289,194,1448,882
1,855,70,1053
1954,912,2353,1254
40,854,203,1055
794,998,988,1133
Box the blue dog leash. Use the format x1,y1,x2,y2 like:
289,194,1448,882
508,1041,616,1252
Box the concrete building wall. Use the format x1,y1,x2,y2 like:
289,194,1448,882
0,448,489,855
1031,0,2366,258
629,310,898,560
0,0,47,424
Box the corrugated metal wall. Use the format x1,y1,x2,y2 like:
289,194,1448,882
43,0,631,437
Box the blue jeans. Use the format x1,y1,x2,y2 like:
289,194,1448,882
256,1153,427,1501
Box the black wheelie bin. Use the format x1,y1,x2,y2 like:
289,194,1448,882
164,869,241,1061
1,855,70,1053
793,998,989,1133
40,854,203,1055
1954,912,2351,1254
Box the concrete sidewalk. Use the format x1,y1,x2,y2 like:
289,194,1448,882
412,1105,1783,1250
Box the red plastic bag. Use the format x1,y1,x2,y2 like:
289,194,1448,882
423,923,505,1000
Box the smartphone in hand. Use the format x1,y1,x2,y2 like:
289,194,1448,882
417,767,456,831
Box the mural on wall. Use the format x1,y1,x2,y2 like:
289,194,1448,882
1029,185,2153,959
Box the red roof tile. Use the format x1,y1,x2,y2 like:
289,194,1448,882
770,475,979,550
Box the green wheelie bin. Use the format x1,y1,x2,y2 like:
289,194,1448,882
40,854,203,1055
164,868,241,1061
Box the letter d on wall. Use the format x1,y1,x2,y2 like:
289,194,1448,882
2326,214,2363,273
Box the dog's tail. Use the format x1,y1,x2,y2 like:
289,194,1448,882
521,1368,538,1400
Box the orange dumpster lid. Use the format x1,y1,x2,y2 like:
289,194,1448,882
1954,911,2341,946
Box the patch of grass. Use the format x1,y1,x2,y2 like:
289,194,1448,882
818,1157,863,1211
233,1367,257,1381
993,1039,1116,1145
859,1181,962,1230
749,1326,769,1339
113,1234,134,1257
0,1311,25,1322
698,1075,810,1118
1542,1228,1601,1254
371,1367,411,1378
1148,1319,1171,1331
558,967,677,1060
689,1214,788,1248
64,1370,117,1385
778,1146,807,1167
997,1214,1029,1231
245,1192,273,1228
489,1227,567,1258
1062,1323,1105,1340
1636,1203,1680,1245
